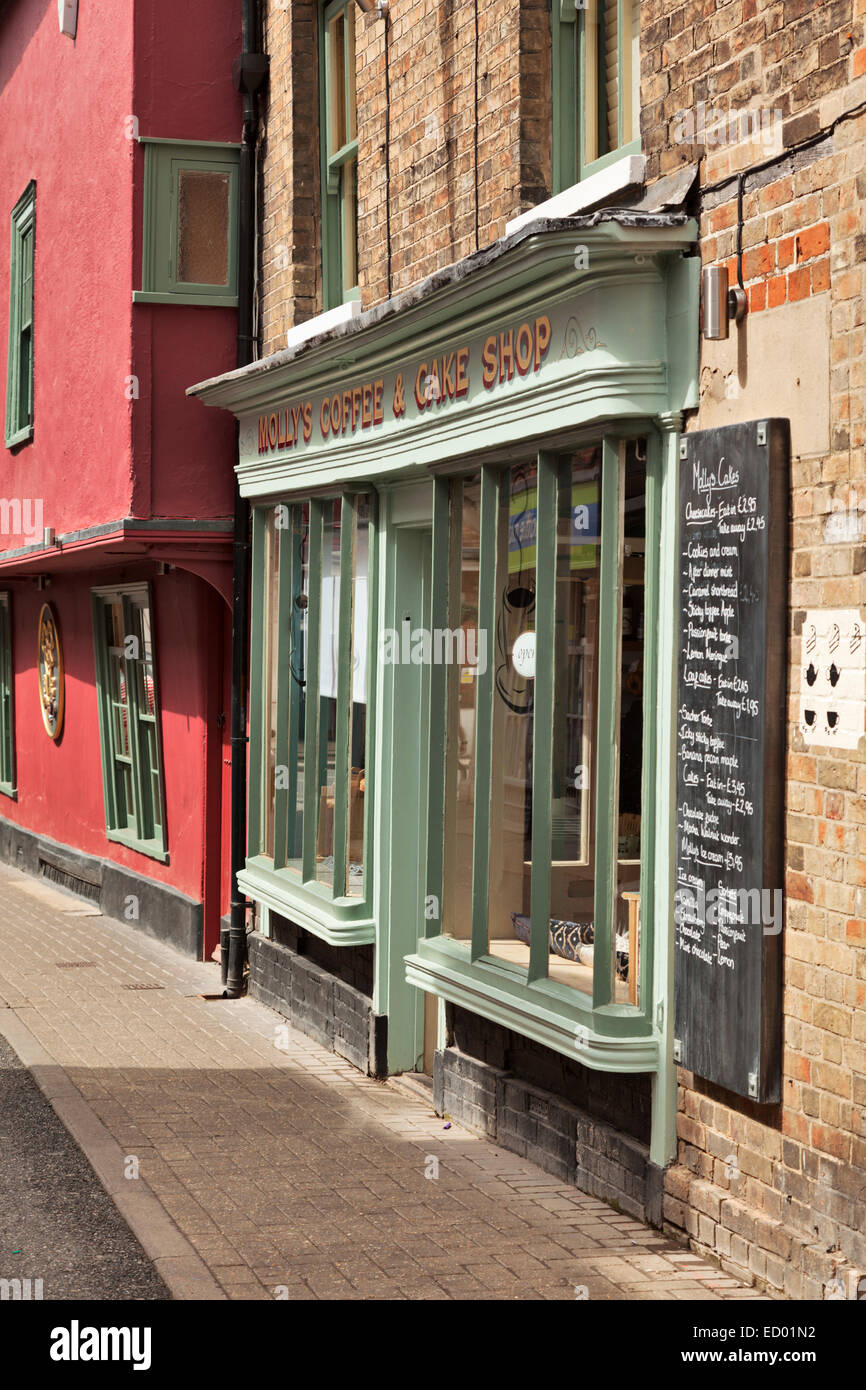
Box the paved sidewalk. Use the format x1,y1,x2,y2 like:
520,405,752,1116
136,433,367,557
0,863,767,1301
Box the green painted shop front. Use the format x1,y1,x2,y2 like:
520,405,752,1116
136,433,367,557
191,214,699,1169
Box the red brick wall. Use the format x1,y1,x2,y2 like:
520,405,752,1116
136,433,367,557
646,0,866,1299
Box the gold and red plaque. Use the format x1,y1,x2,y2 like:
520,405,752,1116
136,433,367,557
38,603,64,740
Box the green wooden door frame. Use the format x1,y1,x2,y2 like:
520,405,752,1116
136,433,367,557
373,492,434,1072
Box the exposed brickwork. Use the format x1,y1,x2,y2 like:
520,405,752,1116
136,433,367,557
248,931,385,1075
259,0,320,354
649,0,866,1300
433,1043,661,1223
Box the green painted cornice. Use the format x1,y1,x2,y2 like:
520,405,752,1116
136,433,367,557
189,213,697,417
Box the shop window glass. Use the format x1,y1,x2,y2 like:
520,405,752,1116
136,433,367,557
256,493,372,906
439,442,649,1008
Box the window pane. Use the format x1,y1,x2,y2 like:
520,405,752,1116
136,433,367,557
584,0,622,166
263,511,280,859
487,464,536,970
316,499,342,886
442,477,481,941
615,440,647,1005
286,503,310,877
347,496,369,897
176,168,230,286
546,450,602,995
342,157,358,295
328,12,347,154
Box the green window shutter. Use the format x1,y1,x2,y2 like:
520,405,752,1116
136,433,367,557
5,182,36,449
0,594,15,795
320,0,360,310
92,587,167,861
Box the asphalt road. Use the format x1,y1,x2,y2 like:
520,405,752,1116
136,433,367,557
0,1032,169,1301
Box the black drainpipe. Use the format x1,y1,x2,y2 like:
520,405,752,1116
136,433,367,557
224,2,268,996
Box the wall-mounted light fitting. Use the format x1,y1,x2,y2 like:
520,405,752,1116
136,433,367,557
702,265,747,341
355,0,389,15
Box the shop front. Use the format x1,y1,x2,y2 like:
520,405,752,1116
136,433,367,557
191,211,699,1205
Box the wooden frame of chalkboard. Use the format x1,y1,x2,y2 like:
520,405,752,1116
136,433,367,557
674,419,789,1103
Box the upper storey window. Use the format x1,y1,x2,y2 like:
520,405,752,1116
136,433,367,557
135,140,240,308
320,0,359,309
552,0,641,191
5,182,36,449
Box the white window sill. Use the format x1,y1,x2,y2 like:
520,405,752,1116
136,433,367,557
506,154,647,238
286,300,362,351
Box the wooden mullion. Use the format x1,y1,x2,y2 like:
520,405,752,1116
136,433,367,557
302,500,324,883
592,438,624,1009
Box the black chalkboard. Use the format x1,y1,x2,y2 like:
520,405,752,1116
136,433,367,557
674,419,789,1103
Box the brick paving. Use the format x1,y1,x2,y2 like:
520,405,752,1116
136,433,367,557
0,863,769,1301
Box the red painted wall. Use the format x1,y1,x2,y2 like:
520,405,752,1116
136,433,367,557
0,0,242,949
0,0,242,546
0,0,136,546
2,569,219,907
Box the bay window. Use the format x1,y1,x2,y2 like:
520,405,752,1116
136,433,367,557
250,491,375,918
432,437,656,1016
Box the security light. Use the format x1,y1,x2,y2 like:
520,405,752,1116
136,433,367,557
702,265,747,340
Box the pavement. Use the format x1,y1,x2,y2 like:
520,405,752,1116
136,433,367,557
0,861,769,1301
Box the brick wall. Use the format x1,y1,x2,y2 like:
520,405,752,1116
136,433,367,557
259,0,552,343
647,0,866,1298
259,0,320,355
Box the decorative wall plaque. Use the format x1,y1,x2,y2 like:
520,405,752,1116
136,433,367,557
38,604,64,740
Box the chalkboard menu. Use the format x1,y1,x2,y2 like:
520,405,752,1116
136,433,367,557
674,420,789,1103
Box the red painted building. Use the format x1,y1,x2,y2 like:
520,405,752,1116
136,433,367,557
0,0,242,957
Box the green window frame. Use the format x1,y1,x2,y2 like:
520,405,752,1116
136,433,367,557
0,594,15,797
319,0,360,310
134,139,240,308
247,491,377,932
92,585,167,861
424,436,660,1033
552,0,641,192
5,181,36,449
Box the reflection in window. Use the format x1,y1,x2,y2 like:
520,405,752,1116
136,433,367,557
442,477,481,940
488,464,537,962
439,445,648,1006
